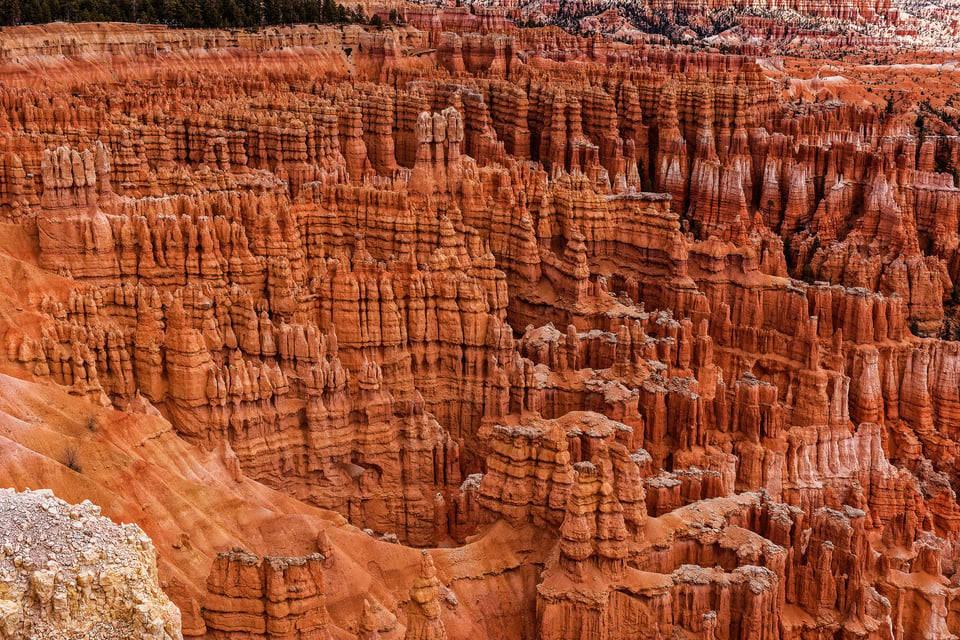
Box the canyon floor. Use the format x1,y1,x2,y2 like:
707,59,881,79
2,4,960,639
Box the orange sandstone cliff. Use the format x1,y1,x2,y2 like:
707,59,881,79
0,18,959,640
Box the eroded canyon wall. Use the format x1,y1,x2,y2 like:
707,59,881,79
0,18,960,640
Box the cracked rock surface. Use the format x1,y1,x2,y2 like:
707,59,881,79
0,488,181,640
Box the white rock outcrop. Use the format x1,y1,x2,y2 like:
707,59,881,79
0,488,182,640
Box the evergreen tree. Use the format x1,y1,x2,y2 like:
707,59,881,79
319,0,334,22
0,0,23,24
0,0,365,27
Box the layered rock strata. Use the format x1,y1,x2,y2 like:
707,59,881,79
0,18,959,640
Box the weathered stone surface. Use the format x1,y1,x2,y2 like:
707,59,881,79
204,549,333,639
1,17,960,640
0,488,182,640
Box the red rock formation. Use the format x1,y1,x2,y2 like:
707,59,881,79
205,548,334,639
1,18,960,640
404,552,448,640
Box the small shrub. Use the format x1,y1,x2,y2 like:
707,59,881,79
62,445,82,473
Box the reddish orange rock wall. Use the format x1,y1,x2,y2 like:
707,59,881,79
1,19,960,640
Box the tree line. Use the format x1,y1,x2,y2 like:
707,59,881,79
0,0,395,29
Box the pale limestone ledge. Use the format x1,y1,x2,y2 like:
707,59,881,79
0,488,181,640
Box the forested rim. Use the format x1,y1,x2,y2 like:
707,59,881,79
0,0,402,29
